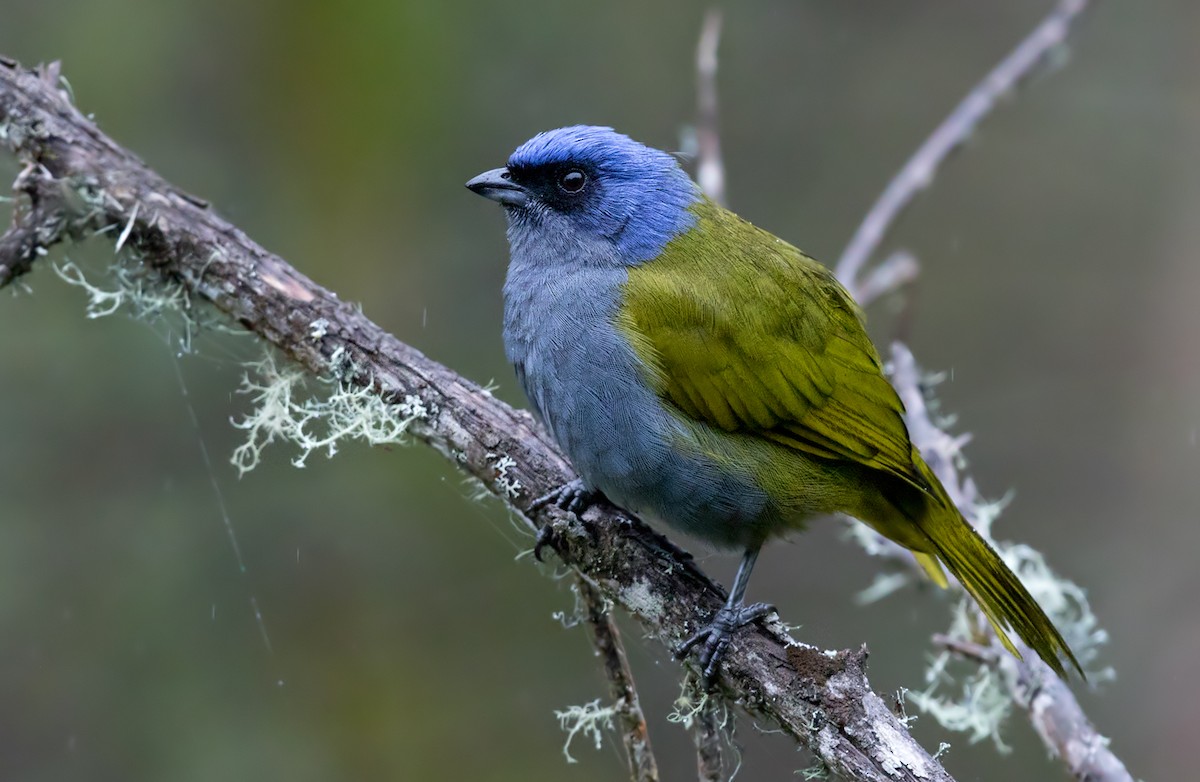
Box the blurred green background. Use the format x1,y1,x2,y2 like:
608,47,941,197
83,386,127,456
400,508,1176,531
1,1,1196,780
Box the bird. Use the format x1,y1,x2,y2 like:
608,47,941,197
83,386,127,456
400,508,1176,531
466,125,1081,684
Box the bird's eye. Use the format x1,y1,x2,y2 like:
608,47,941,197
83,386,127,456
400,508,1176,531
558,169,586,194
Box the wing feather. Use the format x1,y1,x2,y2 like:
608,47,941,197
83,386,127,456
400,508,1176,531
619,199,930,495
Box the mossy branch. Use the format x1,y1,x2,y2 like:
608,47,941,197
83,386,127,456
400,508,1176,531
0,57,958,782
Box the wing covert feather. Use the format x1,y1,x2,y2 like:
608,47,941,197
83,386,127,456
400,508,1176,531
618,198,929,493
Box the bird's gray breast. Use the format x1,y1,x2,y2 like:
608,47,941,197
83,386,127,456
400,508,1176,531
501,241,769,548
503,260,670,501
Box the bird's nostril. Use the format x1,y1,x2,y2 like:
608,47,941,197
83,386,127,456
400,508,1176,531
500,170,511,180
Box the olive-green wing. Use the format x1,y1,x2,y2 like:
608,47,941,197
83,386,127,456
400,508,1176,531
618,200,929,493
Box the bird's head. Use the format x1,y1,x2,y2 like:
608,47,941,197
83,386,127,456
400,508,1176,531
467,126,700,265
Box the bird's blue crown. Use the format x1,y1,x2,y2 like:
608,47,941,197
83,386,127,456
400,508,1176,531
507,126,700,264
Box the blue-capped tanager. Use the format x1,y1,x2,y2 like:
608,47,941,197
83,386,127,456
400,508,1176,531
467,125,1080,683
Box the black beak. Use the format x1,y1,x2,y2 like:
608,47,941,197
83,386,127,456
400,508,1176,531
466,167,528,208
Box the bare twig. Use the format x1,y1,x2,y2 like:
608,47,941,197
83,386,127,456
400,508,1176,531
932,634,1001,667
994,649,1130,782
933,631,1132,782
0,58,957,782
693,697,725,782
835,0,1092,291
852,250,920,308
888,344,1133,782
578,578,659,782
695,9,726,207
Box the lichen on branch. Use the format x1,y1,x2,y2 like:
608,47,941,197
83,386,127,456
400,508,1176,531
229,350,427,474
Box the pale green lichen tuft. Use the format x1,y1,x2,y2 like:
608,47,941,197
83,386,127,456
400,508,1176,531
909,616,1015,751
879,493,1111,749
550,582,588,629
892,687,917,729
54,260,130,318
229,351,424,475
397,393,429,421
487,452,522,499
847,362,1112,745
668,675,742,778
553,698,618,764
52,254,205,353
904,525,1115,741
907,597,1015,751
1000,539,1111,675
667,675,734,732
308,318,330,340
54,257,189,322
668,678,711,730
42,192,423,480
855,572,911,605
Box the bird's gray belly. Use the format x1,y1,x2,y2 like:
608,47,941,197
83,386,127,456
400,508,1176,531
506,291,769,549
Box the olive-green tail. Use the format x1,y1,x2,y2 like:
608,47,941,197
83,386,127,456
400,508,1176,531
912,551,949,588
912,468,1084,679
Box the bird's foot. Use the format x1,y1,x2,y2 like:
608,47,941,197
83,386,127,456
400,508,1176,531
530,478,598,515
675,601,776,687
530,479,601,562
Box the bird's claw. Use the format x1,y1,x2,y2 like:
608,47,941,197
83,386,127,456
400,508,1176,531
675,601,776,687
530,479,600,562
529,478,598,516
532,522,558,563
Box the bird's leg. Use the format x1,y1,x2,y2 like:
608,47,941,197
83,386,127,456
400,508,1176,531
530,478,603,562
675,546,775,687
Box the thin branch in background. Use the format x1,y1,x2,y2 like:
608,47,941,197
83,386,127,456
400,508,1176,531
692,697,726,782
933,633,1131,782
695,9,726,207
835,0,1092,291
852,249,920,308
578,578,659,782
994,646,1131,782
889,344,1132,782
932,633,1001,667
